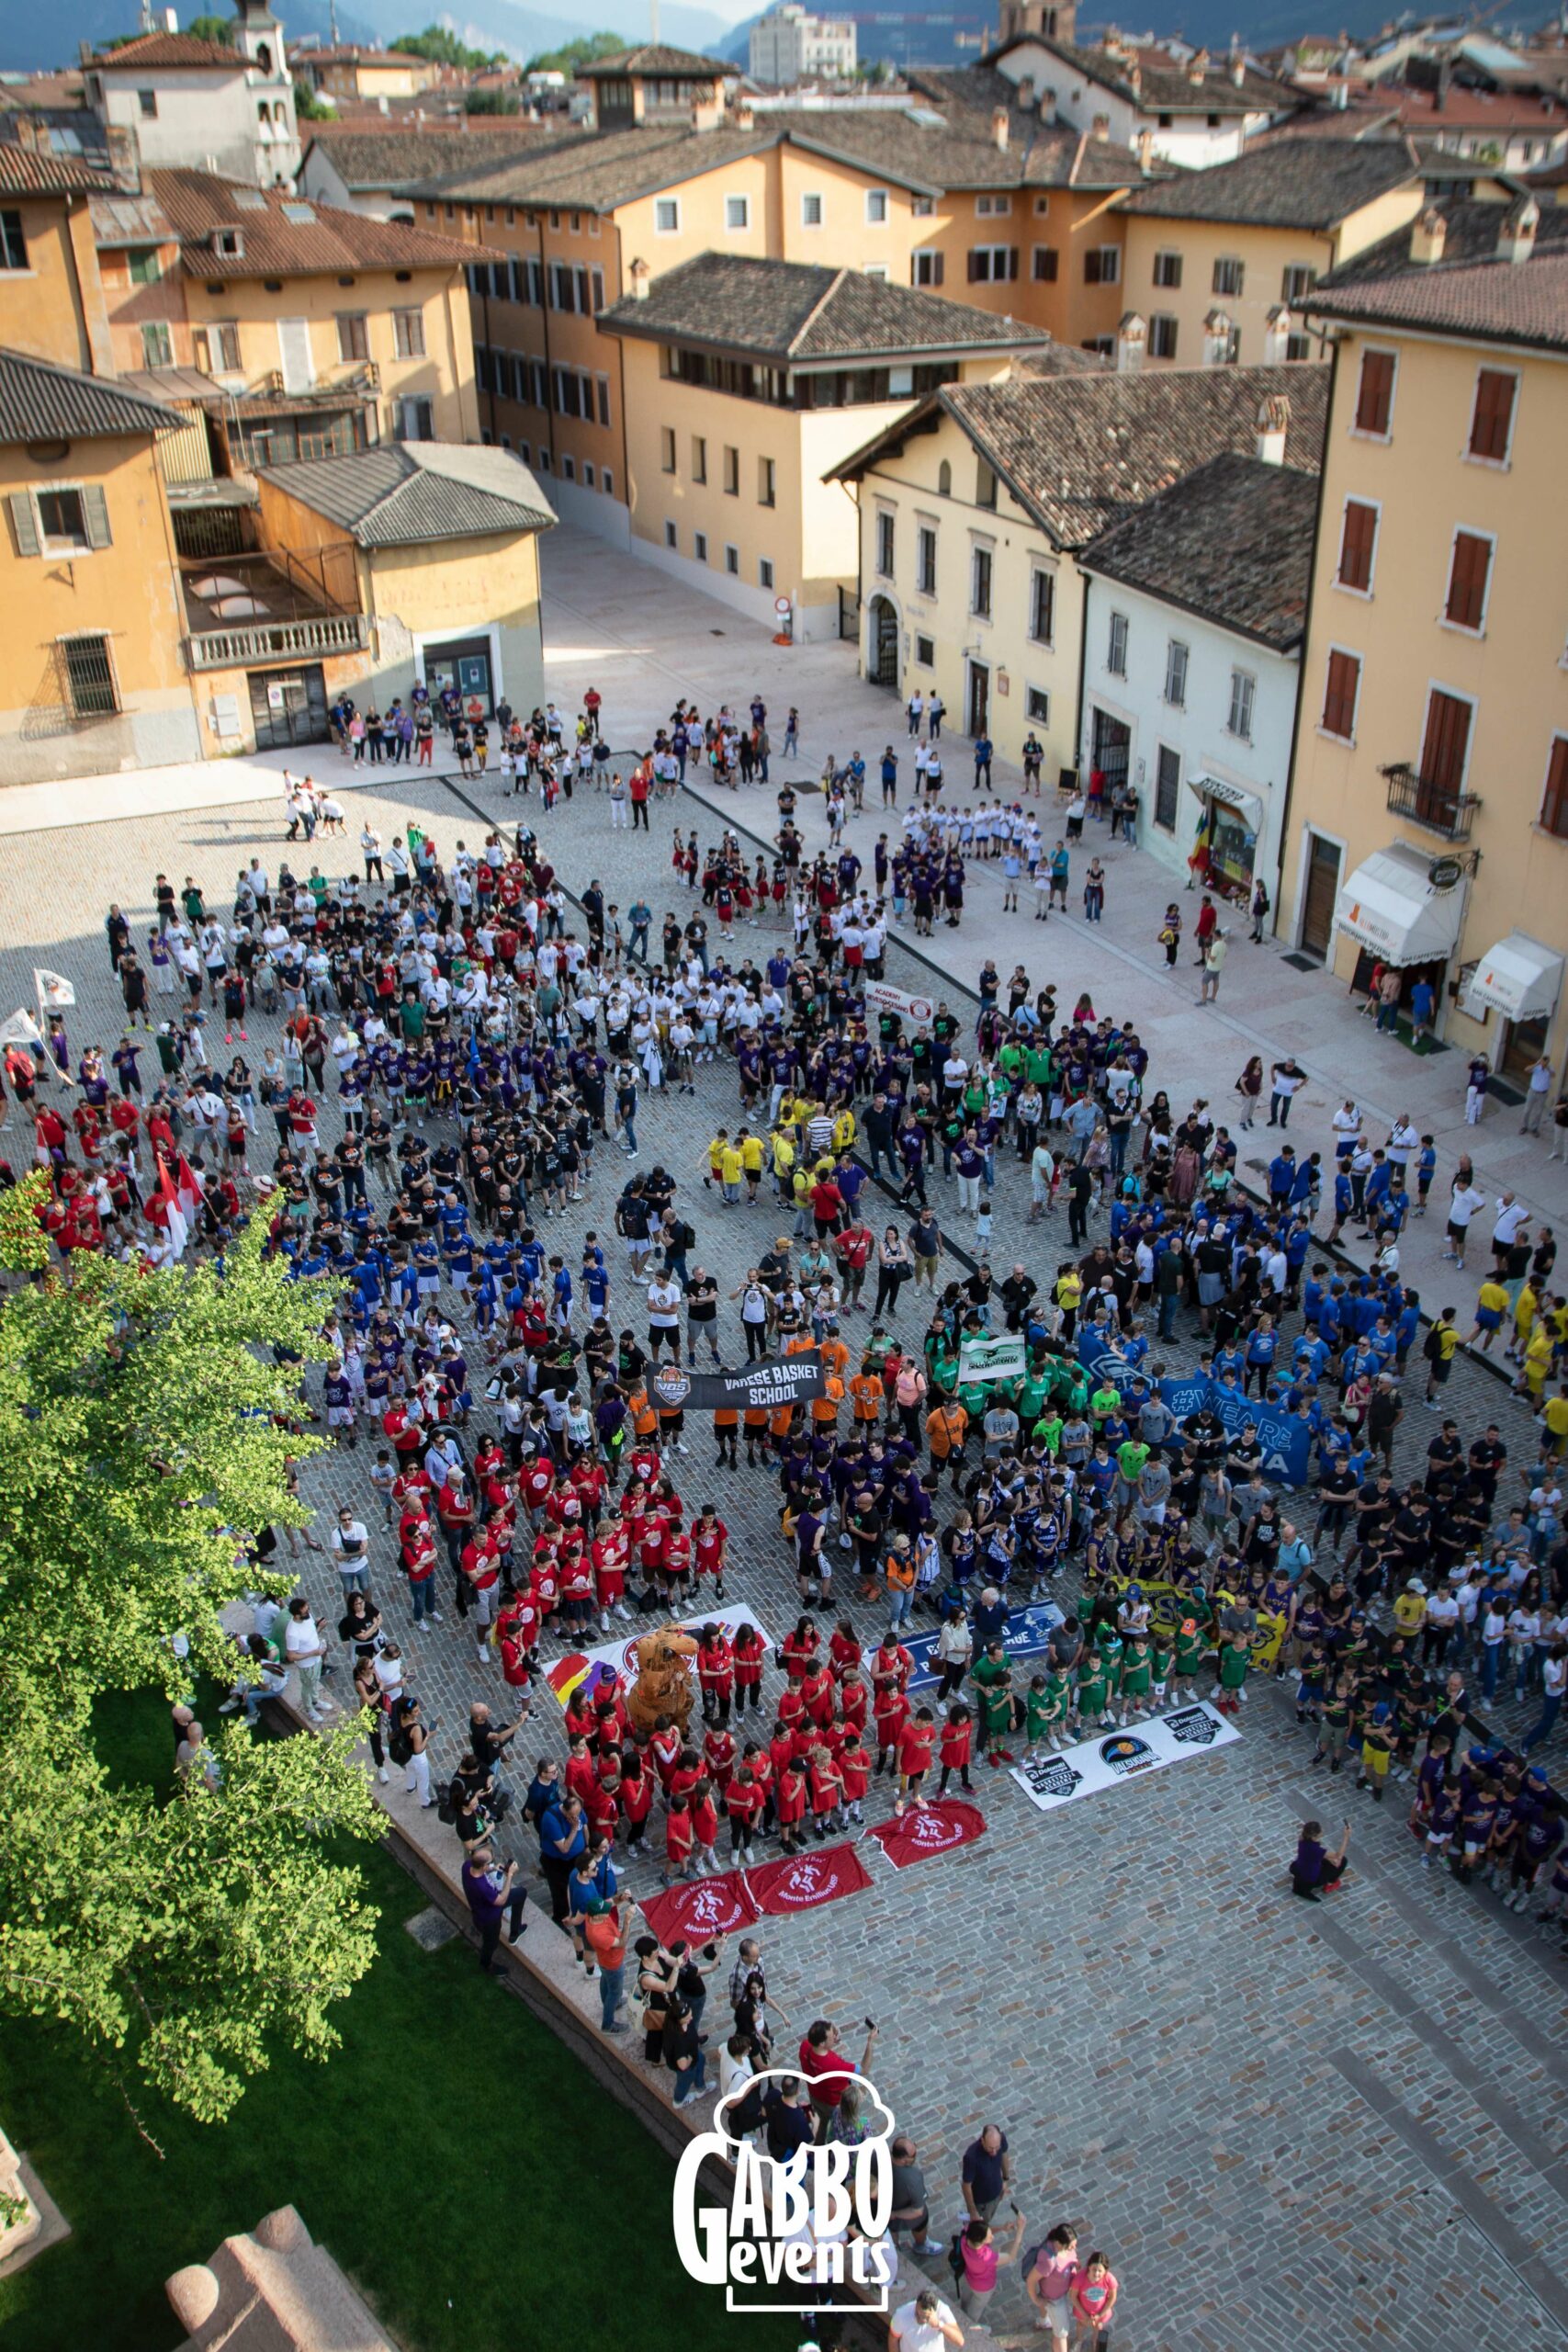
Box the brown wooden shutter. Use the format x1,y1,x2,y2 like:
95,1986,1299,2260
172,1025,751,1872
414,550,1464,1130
7,490,39,557
1543,736,1568,839
967,249,982,282
1421,690,1472,800
1355,349,1393,434
1322,650,1359,739
1445,531,1491,630
1337,500,1377,591
1469,368,1516,461
1007,246,1019,280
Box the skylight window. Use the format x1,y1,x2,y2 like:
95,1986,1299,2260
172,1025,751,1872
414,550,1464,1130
232,188,265,209
281,201,316,224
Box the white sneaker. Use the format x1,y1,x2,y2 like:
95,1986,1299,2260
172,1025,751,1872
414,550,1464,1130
378,1765,389,1783
615,1601,631,1619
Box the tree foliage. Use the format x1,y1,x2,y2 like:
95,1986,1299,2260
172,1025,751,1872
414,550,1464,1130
294,76,333,119
390,25,505,69
186,14,235,42
0,1175,382,2128
525,31,626,74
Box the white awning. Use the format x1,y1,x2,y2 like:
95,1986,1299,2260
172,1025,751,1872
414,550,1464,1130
1463,933,1564,1023
1333,842,1464,968
1188,773,1264,835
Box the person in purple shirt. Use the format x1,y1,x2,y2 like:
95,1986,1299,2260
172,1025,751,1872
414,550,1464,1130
461,1844,526,1971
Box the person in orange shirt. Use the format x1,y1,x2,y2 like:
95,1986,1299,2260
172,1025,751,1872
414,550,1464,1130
925,1396,969,1489
743,1400,770,1465
712,1403,739,1466
849,1365,884,1427
811,1370,845,1431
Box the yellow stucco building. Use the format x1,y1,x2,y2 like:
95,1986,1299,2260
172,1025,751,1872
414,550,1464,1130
595,251,1045,637
831,361,1328,782
1282,194,1568,1086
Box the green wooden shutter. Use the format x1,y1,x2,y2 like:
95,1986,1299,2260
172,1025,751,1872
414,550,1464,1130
7,491,39,557
81,483,112,549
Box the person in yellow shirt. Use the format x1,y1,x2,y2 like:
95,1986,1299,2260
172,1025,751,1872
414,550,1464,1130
740,1130,765,1202
1056,1266,1084,1338
705,1130,728,1190
771,1128,795,1198
719,1139,745,1204
831,1108,857,1154
1466,1276,1509,1353
1542,1384,1568,1461
1517,1317,1553,1402
1507,1280,1540,1363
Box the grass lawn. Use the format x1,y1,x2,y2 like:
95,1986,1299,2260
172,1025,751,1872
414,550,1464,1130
0,1693,796,2352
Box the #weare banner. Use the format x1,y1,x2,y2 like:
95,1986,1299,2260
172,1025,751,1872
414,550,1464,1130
1075,1330,1314,1486
863,1599,1065,1693
650,1351,825,1413
959,1332,1028,1386
1010,1701,1241,1815
547,1600,774,1710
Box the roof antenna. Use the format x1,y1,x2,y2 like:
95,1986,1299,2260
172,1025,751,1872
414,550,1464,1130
329,0,340,41
649,0,660,41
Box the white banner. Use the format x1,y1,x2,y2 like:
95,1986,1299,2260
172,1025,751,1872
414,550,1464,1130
34,968,75,1011
0,1008,44,1046
546,1600,773,1711
1010,1702,1241,1814
863,978,934,1027
959,1333,1027,1385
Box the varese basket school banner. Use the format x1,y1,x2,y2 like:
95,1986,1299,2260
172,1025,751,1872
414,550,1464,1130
1075,1333,1314,1486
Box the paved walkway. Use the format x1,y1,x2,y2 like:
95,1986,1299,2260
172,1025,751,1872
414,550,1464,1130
3,748,1566,2352
541,525,1568,1321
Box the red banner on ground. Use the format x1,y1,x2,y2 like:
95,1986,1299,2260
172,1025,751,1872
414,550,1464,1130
638,1871,759,1946
747,1842,873,1917
866,1797,987,1870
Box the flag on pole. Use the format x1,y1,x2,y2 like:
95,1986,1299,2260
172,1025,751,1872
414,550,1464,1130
0,1008,44,1047
152,1158,188,1260
175,1155,204,1229
34,969,75,1011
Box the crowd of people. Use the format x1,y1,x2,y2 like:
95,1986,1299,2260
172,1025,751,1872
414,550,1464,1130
11,679,1568,2346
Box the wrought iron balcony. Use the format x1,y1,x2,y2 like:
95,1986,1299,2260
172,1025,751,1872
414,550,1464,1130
1382,762,1482,842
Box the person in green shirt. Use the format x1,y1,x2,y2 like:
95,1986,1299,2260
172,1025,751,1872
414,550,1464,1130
1150,1630,1175,1709
1115,1437,1150,1503
998,1039,1025,1091
1024,1043,1053,1090
400,994,427,1044
1060,1369,1091,1415
1173,1614,1210,1701
1089,1381,1122,1428
1032,1408,1065,1459
1043,1667,1072,1746
1120,1635,1154,1723
1017,1364,1052,1429
1075,1650,1111,1732
1213,1633,1251,1712
1023,1675,1055,1759
971,1640,1019,1762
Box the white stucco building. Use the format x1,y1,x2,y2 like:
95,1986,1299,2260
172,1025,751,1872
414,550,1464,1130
81,2,299,189
990,33,1302,169
749,5,858,89
1076,411,1317,910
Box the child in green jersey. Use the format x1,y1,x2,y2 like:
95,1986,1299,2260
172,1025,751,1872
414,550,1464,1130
1023,1674,1055,1760
1120,1634,1154,1724
1173,1614,1209,1702
1150,1628,1175,1710
1213,1632,1251,1714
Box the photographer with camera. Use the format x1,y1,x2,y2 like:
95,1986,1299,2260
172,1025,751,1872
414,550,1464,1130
796,2013,878,2130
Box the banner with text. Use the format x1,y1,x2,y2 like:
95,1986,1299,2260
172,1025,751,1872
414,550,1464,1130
1075,1332,1314,1487
863,1599,1065,1694
1010,1701,1241,1815
959,1332,1028,1387
862,979,934,1028
651,1351,824,1414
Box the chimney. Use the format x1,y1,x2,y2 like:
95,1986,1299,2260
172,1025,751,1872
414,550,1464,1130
991,105,1010,150
734,97,754,129
1256,392,1289,464
1135,125,1154,174
629,254,650,300
1231,51,1247,87
1016,74,1036,109
1189,47,1210,85
12,112,48,153
1436,55,1450,111
1126,59,1141,99
104,122,141,193
1410,204,1447,265
1497,194,1539,264
1116,310,1145,371
1091,110,1110,139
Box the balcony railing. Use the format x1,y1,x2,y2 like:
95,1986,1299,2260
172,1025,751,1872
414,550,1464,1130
186,612,371,673
1382,762,1482,842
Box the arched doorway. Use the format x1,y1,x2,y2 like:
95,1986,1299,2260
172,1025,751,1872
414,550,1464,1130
867,594,898,689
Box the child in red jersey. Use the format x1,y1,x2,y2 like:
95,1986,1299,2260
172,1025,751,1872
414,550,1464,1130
839,1731,871,1826
775,1756,808,1853
691,1777,720,1876
938,1702,975,1795
897,1705,937,1799
734,1621,766,1713
663,1792,694,1886
807,1742,845,1840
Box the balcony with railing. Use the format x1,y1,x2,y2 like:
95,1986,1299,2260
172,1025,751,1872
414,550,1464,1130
182,546,369,673
1382,762,1482,842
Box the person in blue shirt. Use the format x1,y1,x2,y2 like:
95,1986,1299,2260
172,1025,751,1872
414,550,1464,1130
1359,1151,1393,1233
1328,1170,1354,1243
550,1258,573,1330
1413,1137,1437,1216
1245,1320,1279,1396
974,733,994,791
1268,1148,1296,1210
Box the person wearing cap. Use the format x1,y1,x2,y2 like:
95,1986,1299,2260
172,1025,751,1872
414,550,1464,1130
582,1892,636,2030
461,1845,526,1972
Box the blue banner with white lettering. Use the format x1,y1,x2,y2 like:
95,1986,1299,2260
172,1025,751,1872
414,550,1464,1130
1075,1331,1314,1487
863,1600,1066,1692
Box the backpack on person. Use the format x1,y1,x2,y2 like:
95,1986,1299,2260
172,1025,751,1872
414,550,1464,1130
388,1719,412,1767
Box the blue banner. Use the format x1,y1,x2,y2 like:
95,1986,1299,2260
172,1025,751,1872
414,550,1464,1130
863,1600,1066,1693
1075,1331,1314,1487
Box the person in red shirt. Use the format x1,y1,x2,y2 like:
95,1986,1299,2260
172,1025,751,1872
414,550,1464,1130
697,1624,735,1724
777,1681,807,1738
692,1509,729,1597
838,1667,869,1736
829,1618,861,1680
617,1750,653,1855
589,1523,627,1631
499,1618,533,1694
725,1766,762,1867
801,1659,837,1728
733,1620,765,1713
781,1617,820,1685
939,1702,975,1795
662,1792,694,1886
702,1723,737,1792
563,1685,598,1750
668,1746,703,1807
743,1739,774,1834
874,1683,911,1778
583,1778,618,1849
774,1757,807,1853
897,1705,937,1799
649,1718,682,1790
807,1743,844,1838
663,1521,694,1596
839,1734,871,1825
690,1777,720,1875
797,2018,878,2126
564,1734,598,1810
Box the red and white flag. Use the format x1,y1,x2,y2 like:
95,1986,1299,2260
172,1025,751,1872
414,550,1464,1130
151,1157,187,1259
175,1154,203,1229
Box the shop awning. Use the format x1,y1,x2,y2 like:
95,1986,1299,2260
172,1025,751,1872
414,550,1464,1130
1333,842,1465,967
1189,774,1264,835
1463,933,1564,1023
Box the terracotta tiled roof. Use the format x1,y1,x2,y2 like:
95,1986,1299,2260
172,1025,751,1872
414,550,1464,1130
1309,196,1568,352
302,124,552,190
596,253,1048,364
1078,452,1320,648
579,45,727,79
147,167,491,280
1121,135,1419,228
90,31,242,71
829,361,1329,549
0,345,175,443
992,33,1302,118
0,141,114,196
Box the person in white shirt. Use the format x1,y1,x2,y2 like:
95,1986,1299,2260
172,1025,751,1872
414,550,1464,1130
1492,1193,1530,1261
1522,1054,1554,1136
891,2290,964,2352
1444,1182,1486,1269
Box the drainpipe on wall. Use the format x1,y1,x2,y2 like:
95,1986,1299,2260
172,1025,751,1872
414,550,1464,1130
1276,328,1337,947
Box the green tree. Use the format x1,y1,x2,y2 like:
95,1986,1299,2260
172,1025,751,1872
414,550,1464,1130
295,77,333,119
185,13,234,40
464,87,520,113
525,31,626,74
390,25,505,70
0,1175,381,2130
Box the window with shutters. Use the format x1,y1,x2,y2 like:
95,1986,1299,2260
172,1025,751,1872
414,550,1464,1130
971,545,993,618
865,189,888,223
916,634,936,667
1107,610,1128,675
655,198,681,233
0,209,27,269
967,245,1018,282
918,525,937,595
36,487,104,553
1541,735,1568,840
801,192,823,227
1030,568,1055,646
196,320,242,371
1084,246,1120,284
62,633,118,718
591,267,605,312
1337,499,1379,594
1468,367,1517,464
660,426,677,474
912,249,944,287
692,435,707,484
1321,648,1360,740
1444,530,1493,632
725,195,750,231
976,193,1012,215
392,308,424,358
1281,262,1317,304
1418,688,1474,821
1032,246,1058,281
875,510,895,577
1227,668,1256,741
336,312,369,362
1212,255,1245,297
1149,314,1179,359
127,246,162,285
759,455,775,508
1164,639,1188,707
140,321,173,368
1353,347,1395,436
1153,249,1182,288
